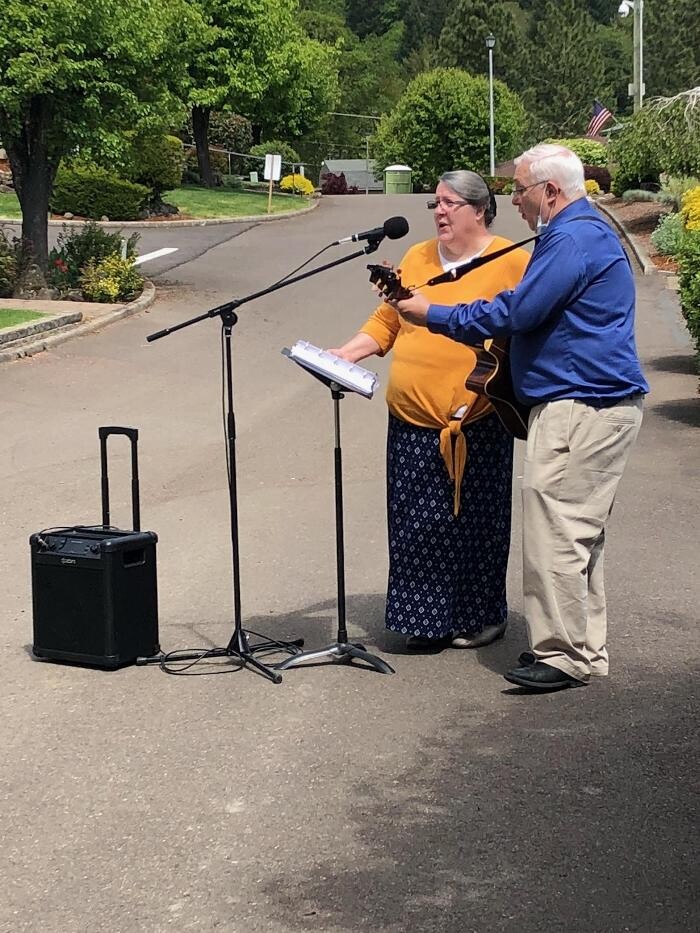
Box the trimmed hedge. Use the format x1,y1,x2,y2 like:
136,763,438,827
51,164,150,220
545,138,608,167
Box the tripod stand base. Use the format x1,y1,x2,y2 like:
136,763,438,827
274,641,395,675
136,632,305,684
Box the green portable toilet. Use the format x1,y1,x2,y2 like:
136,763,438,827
384,164,412,194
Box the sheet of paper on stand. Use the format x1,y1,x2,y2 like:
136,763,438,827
287,340,380,398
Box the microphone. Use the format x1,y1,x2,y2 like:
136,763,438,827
335,216,409,245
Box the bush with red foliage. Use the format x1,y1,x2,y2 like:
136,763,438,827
320,172,348,195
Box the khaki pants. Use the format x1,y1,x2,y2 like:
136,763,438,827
522,397,643,681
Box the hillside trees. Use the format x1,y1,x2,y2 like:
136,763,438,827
438,1,529,103
0,0,196,281
522,0,610,137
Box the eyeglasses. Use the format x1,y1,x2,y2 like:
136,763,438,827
426,197,472,211
512,180,548,197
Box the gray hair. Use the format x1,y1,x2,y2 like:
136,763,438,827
514,144,586,198
439,170,496,226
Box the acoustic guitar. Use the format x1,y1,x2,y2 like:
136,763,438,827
367,263,531,440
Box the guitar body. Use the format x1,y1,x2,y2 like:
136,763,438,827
465,339,531,440
366,264,531,439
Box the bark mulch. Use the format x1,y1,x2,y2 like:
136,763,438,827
603,196,678,272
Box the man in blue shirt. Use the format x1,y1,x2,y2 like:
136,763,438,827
392,144,648,692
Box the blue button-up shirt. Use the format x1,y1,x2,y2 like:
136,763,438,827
426,197,649,406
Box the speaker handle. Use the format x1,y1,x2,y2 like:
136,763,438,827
98,427,140,532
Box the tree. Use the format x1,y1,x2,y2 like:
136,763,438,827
522,0,610,137
0,0,194,283
185,0,339,186
642,0,700,97
611,90,700,184
438,1,529,102
372,68,527,188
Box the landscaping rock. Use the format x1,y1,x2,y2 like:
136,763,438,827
14,264,60,301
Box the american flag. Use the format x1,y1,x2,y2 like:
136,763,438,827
586,100,613,137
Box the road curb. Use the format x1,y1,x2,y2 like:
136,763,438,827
0,310,83,347
0,198,319,229
595,200,656,276
0,281,156,363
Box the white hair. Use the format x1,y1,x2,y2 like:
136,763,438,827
514,143,586,198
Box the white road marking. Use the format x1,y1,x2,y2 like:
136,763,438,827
133,247,179,266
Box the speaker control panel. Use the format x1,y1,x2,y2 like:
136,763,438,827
43,535,103,559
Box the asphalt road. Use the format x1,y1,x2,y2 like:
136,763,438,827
1,216,259,278
1,194,698,933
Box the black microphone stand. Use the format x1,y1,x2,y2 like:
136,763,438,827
137,234,386,684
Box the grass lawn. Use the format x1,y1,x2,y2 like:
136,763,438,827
0,186,312,221
163,186,312,218
0,309,46,329
0,191,21,219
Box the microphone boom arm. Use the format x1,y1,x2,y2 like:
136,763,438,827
147,236,384,343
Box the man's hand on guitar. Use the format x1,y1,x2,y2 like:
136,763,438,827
366,263,430,327
392,291,430,327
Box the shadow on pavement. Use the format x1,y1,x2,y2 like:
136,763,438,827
649,397,700,428
645,352,698,376
258,667,699,933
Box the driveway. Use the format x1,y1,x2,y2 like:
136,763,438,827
1,194,698,933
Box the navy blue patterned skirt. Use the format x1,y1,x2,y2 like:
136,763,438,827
385,412,513,638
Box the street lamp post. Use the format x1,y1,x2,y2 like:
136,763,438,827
486,34,496,177
619,0,644,112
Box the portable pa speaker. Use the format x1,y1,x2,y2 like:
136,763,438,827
30,427,159,669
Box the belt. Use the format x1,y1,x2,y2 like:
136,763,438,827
584,393,643,410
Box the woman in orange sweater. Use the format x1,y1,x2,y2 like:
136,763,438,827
330,171,529,650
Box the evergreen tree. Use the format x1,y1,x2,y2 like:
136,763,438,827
643,0,700,97
523,0,610,137
345,0,401,38
438,1,528,100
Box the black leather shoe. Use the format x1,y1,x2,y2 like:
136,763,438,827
504,662,586,692
405,634,450,652
518,651,536,666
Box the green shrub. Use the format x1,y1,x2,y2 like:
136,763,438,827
621,189,659,203
247,141,301,174
372,68,526,190
48,222,139,290
610,101,700,199
51,164,150,220
657,175,700,211
545,138,607,167
585,179,601,196
79,255,144,303
123,133,184,200
650,212,684,256
677,231,700,355
220,174,243,189
0,229,19,297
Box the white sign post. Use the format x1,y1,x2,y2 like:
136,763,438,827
263,153,282,213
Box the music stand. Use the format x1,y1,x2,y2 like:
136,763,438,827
137,238,388,683
274,347,394,675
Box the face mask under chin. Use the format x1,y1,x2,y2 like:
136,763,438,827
536,187,550,234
